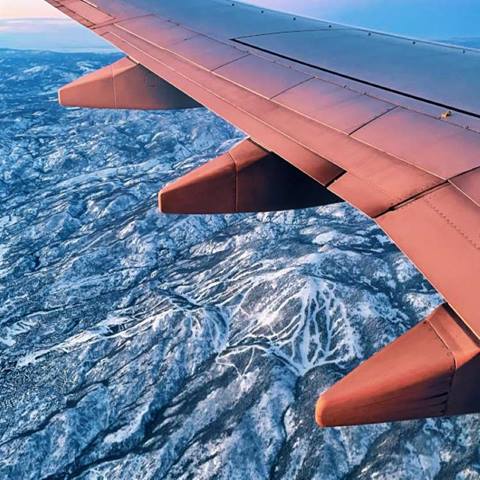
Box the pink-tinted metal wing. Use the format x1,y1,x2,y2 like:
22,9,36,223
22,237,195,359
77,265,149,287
44,0,480,427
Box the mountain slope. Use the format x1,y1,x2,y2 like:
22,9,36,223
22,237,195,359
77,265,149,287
0,49,478,480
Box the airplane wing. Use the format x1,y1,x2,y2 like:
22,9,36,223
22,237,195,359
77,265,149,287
44,0,480,427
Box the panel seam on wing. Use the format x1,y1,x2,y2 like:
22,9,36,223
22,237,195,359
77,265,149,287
347,105,398,135
425,319,456,414
232,38,480,120
233,28,348,40
386,186,480,251
423,196,480,251
373,180,448,217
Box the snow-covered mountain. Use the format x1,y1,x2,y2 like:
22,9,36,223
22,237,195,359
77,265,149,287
0,49,479,479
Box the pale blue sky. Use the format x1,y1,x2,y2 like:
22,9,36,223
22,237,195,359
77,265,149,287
1,0,480,51
249,0,480,38
0,0,64,18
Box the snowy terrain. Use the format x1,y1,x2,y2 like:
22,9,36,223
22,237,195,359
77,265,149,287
0,48,479,479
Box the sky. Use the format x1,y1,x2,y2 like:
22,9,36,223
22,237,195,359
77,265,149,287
249,0,480,38
1,0,480,51
0,0,110,51
0,0,64,18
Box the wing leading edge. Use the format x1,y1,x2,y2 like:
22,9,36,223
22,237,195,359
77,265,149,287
45,0,480,427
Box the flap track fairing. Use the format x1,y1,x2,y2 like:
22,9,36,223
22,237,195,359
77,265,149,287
316,304,480,426
59,57,200,110
159,138,341,214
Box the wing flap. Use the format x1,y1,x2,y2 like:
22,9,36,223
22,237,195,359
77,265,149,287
328,173,403,218
274,78,395,135
353,108,480,179
326,146,443,217
378,185,480,334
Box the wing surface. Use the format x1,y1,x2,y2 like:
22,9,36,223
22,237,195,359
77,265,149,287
44,0,480,426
